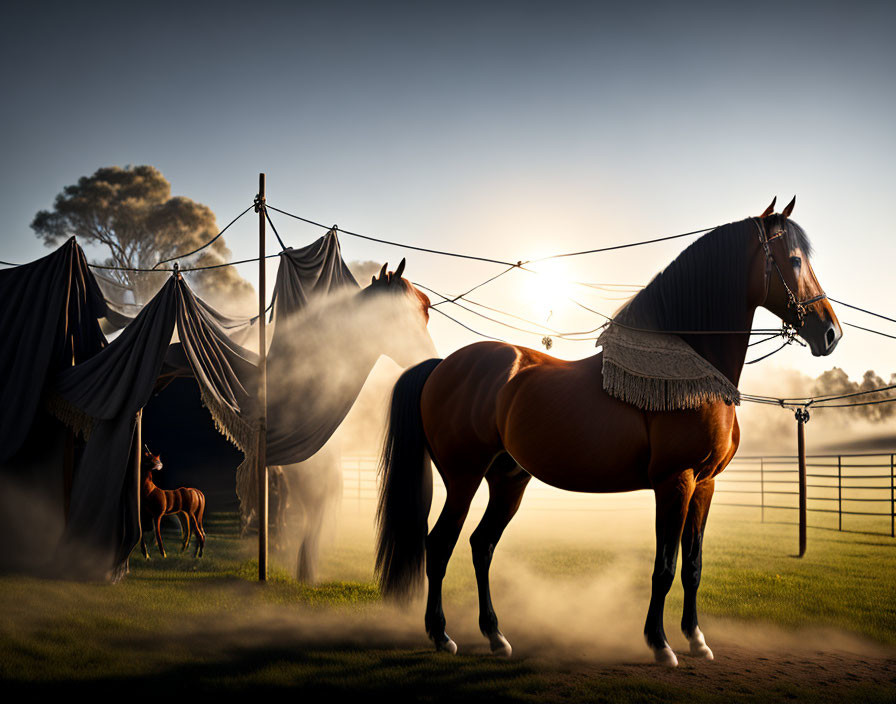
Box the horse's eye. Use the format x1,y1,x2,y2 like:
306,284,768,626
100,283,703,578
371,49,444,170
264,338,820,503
790,256,801,270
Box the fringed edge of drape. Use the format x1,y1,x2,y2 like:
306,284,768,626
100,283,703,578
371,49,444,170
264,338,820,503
195,385,257,522
601,360,741,411
196,385,255,456
45,392,95,440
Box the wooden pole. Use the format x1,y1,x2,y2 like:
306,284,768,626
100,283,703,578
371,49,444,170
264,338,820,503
135,408,143,545
63,331,75,524
795,408,809,557
256,173,268,582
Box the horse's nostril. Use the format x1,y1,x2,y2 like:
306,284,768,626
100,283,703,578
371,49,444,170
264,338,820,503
826,328,835,346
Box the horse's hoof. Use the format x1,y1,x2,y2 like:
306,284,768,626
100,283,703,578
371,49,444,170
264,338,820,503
488,631,512,657
653,646,679,667
434,634,457,655
686,628,714,661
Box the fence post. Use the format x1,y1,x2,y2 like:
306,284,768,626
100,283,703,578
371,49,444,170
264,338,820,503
838,455,842,532
890,454,894,539
760,457,765,523
795,408,809,557
358,459,362,514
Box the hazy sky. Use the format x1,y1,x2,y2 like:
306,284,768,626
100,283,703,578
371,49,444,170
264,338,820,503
2,1,895,390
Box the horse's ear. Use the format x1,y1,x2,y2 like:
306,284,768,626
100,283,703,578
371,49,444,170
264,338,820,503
393,258,406,280
370,275,376,285
378,263,388,281
781,195,796,219
759,196,777,218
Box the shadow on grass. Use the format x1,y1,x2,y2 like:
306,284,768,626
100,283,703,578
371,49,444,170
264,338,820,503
4,644,550,702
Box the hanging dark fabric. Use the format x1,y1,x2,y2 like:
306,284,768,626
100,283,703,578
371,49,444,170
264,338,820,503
0,237,106,463
49,277,178,581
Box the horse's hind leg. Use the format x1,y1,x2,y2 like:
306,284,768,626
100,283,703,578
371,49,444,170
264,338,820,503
297,493,329,583
645,470,696,666
680,479,715,660
425,462,484,654
470,455,530,657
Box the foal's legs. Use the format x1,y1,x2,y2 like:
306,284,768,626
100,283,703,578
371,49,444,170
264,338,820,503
425,457,486,654
154,515,167,558
680,479,715,659
470,455,530,656
193,491,206,558
645,471,696,666
177,512,191,552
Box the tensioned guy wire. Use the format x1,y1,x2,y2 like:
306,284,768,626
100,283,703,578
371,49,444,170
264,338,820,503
153,202,255,269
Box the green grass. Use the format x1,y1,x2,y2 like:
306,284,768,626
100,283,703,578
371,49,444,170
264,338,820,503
0,506,893,701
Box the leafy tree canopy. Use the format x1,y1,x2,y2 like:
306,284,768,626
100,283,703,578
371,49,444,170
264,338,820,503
32,165,253,307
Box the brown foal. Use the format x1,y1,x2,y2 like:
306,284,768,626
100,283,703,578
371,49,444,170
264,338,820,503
139,446,206,558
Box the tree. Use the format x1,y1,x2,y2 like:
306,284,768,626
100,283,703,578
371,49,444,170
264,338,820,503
31,165,254,308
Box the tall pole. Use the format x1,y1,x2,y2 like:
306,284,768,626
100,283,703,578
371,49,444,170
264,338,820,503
62,331,75,523
256,173,268,582
795,408,809,557
135,408,143,548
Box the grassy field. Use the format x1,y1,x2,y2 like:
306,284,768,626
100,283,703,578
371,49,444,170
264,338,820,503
1,505,894,701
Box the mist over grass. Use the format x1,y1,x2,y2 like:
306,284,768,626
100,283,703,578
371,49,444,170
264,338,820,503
1,504,893,700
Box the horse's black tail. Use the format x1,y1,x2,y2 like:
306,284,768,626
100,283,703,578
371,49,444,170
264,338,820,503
375,358,442,600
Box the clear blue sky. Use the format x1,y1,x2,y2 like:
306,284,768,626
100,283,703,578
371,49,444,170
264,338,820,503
2,1,894,385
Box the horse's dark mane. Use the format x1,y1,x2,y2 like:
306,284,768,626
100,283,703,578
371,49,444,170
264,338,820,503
616,216,812,334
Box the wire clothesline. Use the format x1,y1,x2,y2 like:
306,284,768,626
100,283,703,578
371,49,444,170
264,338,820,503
6,199,896,411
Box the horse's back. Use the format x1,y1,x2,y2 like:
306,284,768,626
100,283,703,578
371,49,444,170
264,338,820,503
496,349,653,491
419,342,647,490
419,341,739,493
420,342,525,465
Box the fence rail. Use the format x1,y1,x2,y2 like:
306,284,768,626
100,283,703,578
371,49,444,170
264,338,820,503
713,453,896,537
339,452,896,538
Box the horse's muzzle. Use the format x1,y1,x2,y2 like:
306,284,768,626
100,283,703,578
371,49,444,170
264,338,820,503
800,315,842,356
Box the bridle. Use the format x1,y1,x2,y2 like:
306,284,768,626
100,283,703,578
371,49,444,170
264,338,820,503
752,217,827,330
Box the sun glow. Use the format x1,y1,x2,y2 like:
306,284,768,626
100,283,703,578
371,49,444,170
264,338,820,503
521,260,576,323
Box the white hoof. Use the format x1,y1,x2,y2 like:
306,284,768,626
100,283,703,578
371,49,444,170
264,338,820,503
653,646,679,667
686,627,714,661
488,632,512,657
435,635,458,655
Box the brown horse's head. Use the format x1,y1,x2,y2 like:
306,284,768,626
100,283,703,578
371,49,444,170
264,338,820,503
143,445,163,473
361,258,437,366
755,196,842,356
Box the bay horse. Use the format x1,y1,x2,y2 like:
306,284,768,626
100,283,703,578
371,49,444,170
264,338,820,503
139,446,207,558
375,198,841,665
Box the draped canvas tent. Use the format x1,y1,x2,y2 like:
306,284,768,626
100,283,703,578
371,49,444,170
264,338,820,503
0,238,109,571
2,229,380,580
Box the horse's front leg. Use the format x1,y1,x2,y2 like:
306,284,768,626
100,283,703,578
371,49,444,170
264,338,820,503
680,479,715,660
645,471,695,666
